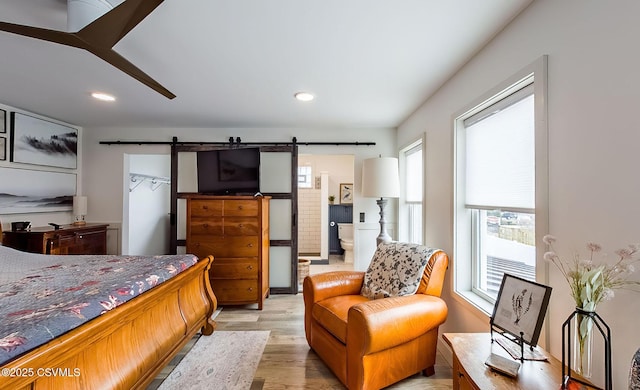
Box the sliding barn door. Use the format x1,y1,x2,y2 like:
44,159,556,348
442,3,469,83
259,145,298,293
170,144,299,295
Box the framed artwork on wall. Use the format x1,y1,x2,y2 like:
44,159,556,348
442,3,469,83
340,183,353,204
0,109,5,133
10,112,78,169
0,167,75,214
490,273,552,348
0,137,5,160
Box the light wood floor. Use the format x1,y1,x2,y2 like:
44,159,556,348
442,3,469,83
214,258,453,389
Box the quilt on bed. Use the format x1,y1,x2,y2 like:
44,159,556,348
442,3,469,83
0,245,199,365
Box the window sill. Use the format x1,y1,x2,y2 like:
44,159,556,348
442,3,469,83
452,289,494,322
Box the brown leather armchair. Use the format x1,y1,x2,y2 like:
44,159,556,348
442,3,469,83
303,245,449,390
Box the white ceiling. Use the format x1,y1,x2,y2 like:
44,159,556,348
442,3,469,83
0,0,532,129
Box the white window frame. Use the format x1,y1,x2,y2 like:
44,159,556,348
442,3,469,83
399,136,425,244
453,56,549,317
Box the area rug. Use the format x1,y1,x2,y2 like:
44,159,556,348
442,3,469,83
157,330,270,390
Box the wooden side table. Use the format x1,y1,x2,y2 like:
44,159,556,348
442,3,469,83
443,333,570,389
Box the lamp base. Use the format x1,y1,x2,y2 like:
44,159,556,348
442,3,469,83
72,221,86,226
375,198,392,246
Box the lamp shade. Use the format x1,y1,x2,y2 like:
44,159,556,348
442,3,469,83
361,157,400,198
73,196,88,215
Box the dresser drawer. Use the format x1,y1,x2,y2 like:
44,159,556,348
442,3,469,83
188,236,259,258
189,217,224,236
224,217,260,235
224,200,258,217
211,279,259,303
190,200,223,217
210,258,258,279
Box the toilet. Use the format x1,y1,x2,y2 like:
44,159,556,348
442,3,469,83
337,223,354,263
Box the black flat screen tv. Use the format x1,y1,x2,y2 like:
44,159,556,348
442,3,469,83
197,148,260,195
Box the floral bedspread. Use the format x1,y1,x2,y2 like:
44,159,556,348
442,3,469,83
0,245,199,365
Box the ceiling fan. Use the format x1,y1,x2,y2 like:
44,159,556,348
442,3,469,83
0,0,175,99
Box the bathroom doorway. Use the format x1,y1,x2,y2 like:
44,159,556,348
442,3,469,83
297,154,354,265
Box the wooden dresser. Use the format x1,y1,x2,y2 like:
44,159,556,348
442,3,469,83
2,223,109,255
185,195,270,310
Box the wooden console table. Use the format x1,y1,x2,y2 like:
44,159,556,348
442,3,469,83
2,223,109,255
443,333,594,390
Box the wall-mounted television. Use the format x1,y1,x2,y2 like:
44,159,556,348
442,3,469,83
197,148,260,195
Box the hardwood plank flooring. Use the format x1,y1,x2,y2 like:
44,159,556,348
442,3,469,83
214,258,453,389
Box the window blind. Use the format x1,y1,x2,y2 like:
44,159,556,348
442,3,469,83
464,90,535,211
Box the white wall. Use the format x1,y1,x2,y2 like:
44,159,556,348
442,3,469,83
82,127,396,273
298,187,321,254
398,0,640,386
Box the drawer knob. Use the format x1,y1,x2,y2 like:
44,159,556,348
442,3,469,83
247,265,253,270
203,223,209,228
238,205,244,210
78,235,83,239
203,205,208,210
238,224,244,228
247,287,253,291
247,243,253,248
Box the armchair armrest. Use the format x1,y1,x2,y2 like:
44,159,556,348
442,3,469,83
347,294,448,355
303,271,365,304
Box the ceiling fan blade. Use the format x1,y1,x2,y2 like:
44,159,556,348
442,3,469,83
89,46,176,99
0,0,173,99
78,0,165,48
0,21,81,48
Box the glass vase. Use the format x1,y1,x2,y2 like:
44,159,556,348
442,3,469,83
573,308,595,379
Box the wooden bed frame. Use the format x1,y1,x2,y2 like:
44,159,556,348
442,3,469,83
1,255,217,390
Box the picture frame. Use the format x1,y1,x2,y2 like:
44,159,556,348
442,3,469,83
490,273,552,348
0,167,75,214
10,112,78,169
0,109,5,133
0,137,5,161
339,183,353,204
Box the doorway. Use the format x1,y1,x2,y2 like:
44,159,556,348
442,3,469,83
297,154,354,264
122,154,171,255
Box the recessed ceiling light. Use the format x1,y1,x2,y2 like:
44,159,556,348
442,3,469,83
294,92,314,102
91,92,116,102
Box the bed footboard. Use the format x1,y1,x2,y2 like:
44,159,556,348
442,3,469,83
1,255,217,390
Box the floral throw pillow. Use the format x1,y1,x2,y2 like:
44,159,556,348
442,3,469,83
361,242,440,300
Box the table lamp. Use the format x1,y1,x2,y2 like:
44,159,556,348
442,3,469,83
361,156,400,245
73,196,88,225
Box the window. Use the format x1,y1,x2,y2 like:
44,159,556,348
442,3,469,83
399,139,423,244
454,57,548,313
298,165,312,188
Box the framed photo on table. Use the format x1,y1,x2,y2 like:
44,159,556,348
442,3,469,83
490,273,552,348
340,183,353,204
